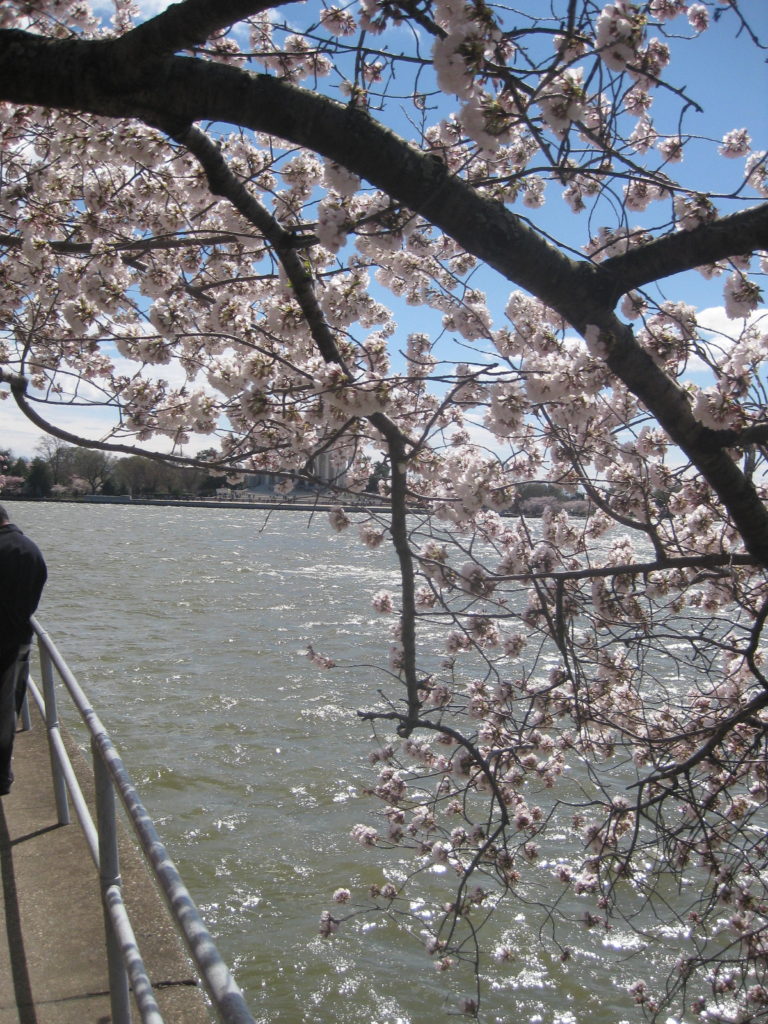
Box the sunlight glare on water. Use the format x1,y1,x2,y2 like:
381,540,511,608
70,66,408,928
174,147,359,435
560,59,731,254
14,500,683,1023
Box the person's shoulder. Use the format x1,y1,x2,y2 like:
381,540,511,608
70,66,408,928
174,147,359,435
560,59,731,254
0,524,43,553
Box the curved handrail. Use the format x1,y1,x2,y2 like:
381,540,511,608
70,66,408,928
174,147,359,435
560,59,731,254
29,616,256,1024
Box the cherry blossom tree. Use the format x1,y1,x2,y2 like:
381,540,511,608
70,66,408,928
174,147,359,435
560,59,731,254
1,0,767,1019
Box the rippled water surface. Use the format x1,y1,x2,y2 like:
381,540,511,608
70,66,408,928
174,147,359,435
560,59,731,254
14,500,672,1024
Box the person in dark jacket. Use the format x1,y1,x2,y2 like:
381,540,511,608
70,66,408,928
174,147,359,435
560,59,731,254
0,504,47,795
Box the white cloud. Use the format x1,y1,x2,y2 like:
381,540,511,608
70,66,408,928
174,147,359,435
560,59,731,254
682,304,768,374
134,0,174,14
0,397,215,461
696,304,768,338
91,0,173,28
0,400,119,457
93,0,172,15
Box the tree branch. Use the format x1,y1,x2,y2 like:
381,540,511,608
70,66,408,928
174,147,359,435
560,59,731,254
635,687,768,788
0,231,243,256
0,368,232,470
600,202,768,299
699,421,768,451
110,0,286,61
498,551,757,583
594,312,768,567
156,118,348,368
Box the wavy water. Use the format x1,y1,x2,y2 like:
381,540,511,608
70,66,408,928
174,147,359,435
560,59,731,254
13,500,685,1024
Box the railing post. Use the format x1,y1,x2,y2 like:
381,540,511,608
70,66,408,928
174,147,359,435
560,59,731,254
37,637,70,825
93,740,133,1024
19,692,31,732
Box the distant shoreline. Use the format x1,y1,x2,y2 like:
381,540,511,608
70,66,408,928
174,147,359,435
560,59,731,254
3,494,394,514
3,494,591,517
92,495,395,513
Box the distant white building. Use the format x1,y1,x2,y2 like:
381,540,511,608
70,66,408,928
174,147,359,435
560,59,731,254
309,450,349,489
236,448,350,495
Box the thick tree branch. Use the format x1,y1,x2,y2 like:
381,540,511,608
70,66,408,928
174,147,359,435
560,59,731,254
700,421,768,451
0,33,591,317
591,312,768,567
601,203,768,298
111,0,286,61
2,27,768,563
1,29,763,325
379,430,422,733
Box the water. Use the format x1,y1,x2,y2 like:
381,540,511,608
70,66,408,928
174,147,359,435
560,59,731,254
12,501,667,1023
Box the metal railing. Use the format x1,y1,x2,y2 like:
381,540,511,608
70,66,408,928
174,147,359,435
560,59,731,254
25,617,257,1024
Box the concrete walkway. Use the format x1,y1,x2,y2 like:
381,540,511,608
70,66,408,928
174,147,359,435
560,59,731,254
0,710,213,1023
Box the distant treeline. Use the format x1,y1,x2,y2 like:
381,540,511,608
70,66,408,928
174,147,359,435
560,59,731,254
2,442,590,514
